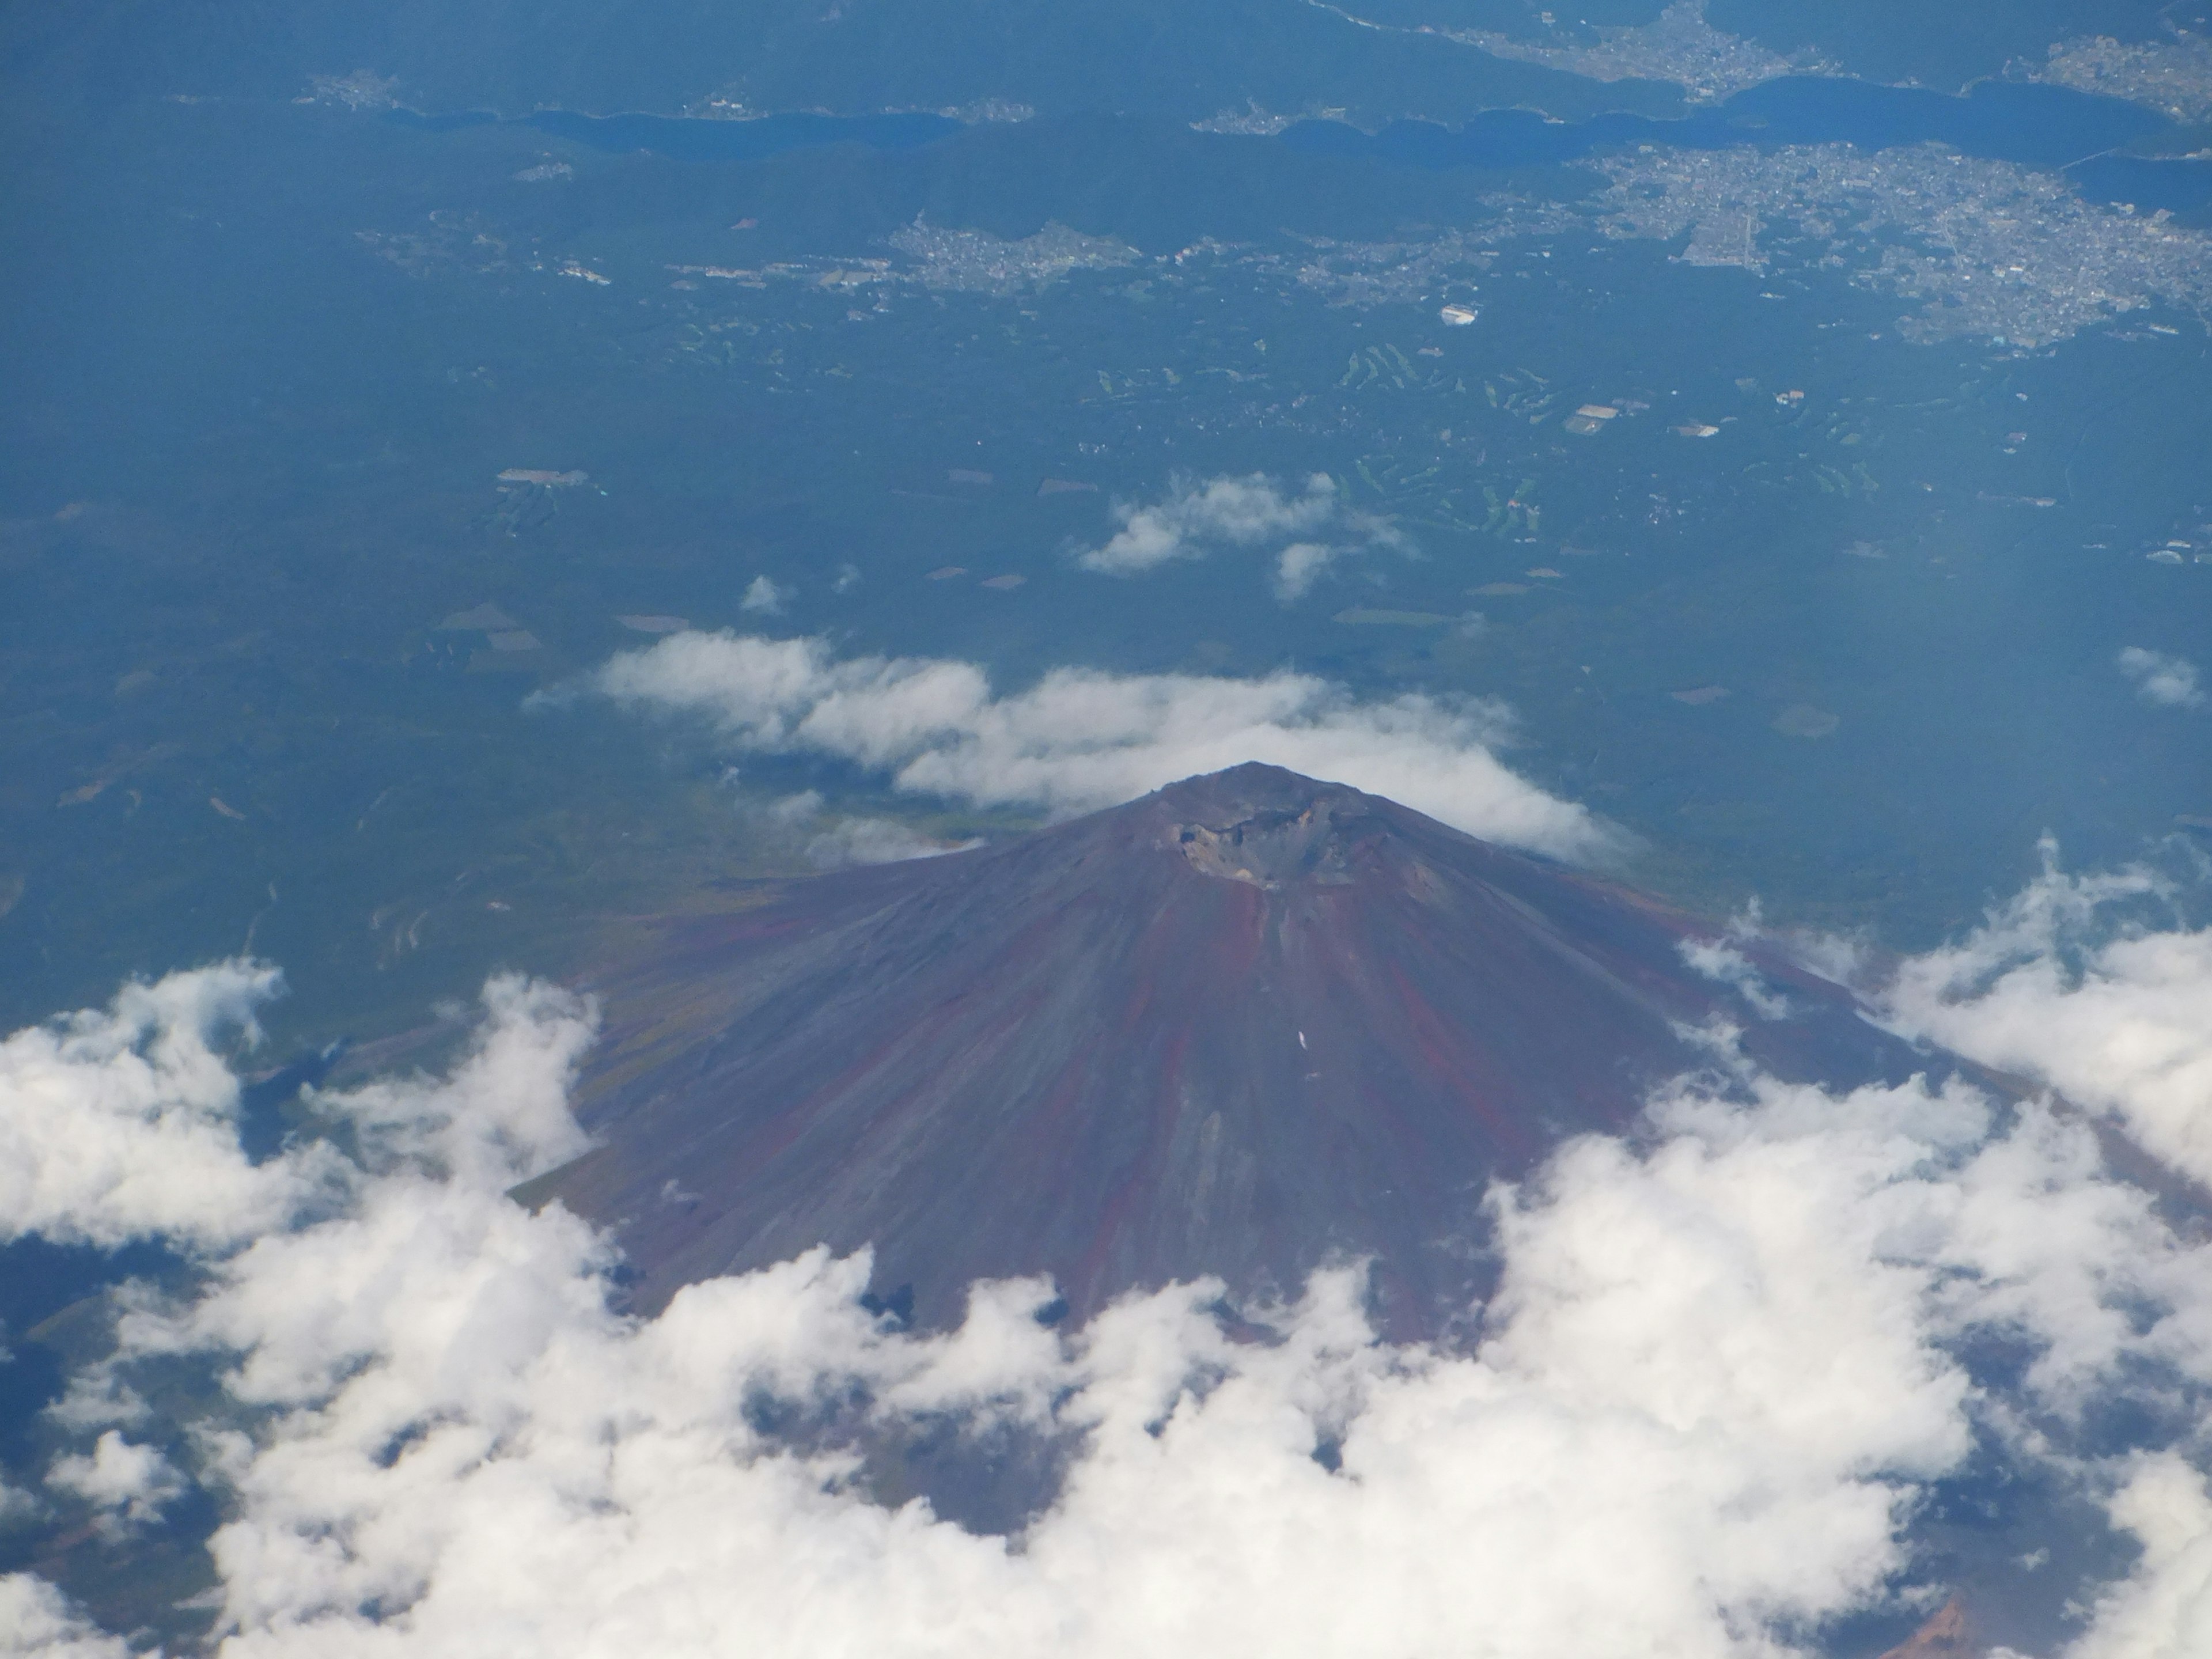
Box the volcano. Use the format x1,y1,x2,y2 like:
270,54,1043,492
537,764,1942,1331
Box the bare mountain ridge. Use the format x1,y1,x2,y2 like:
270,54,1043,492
541,763,1948,1331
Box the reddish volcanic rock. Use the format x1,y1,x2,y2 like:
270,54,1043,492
1877,1599,1978,1659
540,764,1943,1330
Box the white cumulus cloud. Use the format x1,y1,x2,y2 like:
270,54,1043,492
1272,540,1342,601
2071,1455,2212,1659
2118,646,2203,709
1081,471,1337,574
0,1576,128,1659
46,1432,183,1539
1883,842,2212,1191
742,574,789,615
0,960,336,1252
577,631,1609,861
1080,472,1406,599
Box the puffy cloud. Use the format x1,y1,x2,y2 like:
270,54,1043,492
0,960,337,1252
0,1576,128,1659
1649,1062,2212,1416
46,1431,183,1539
1079,472,1405,597
742,575,788,615
319,971,596,1187
2118,647,2203,709
2070,1456,2212,1659
1883,843,2212,1190
1081,472,1338,574
580,631,1609,861
46,1370,151,1433
1272,540,1340,601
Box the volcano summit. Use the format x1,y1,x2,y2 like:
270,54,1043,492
539,765,1943,1330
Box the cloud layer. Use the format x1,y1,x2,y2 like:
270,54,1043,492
1077,472,1407,599
582,631,1609,860
10,878,2212,1654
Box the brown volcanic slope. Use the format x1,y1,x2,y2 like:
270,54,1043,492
543,764,1942,1331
